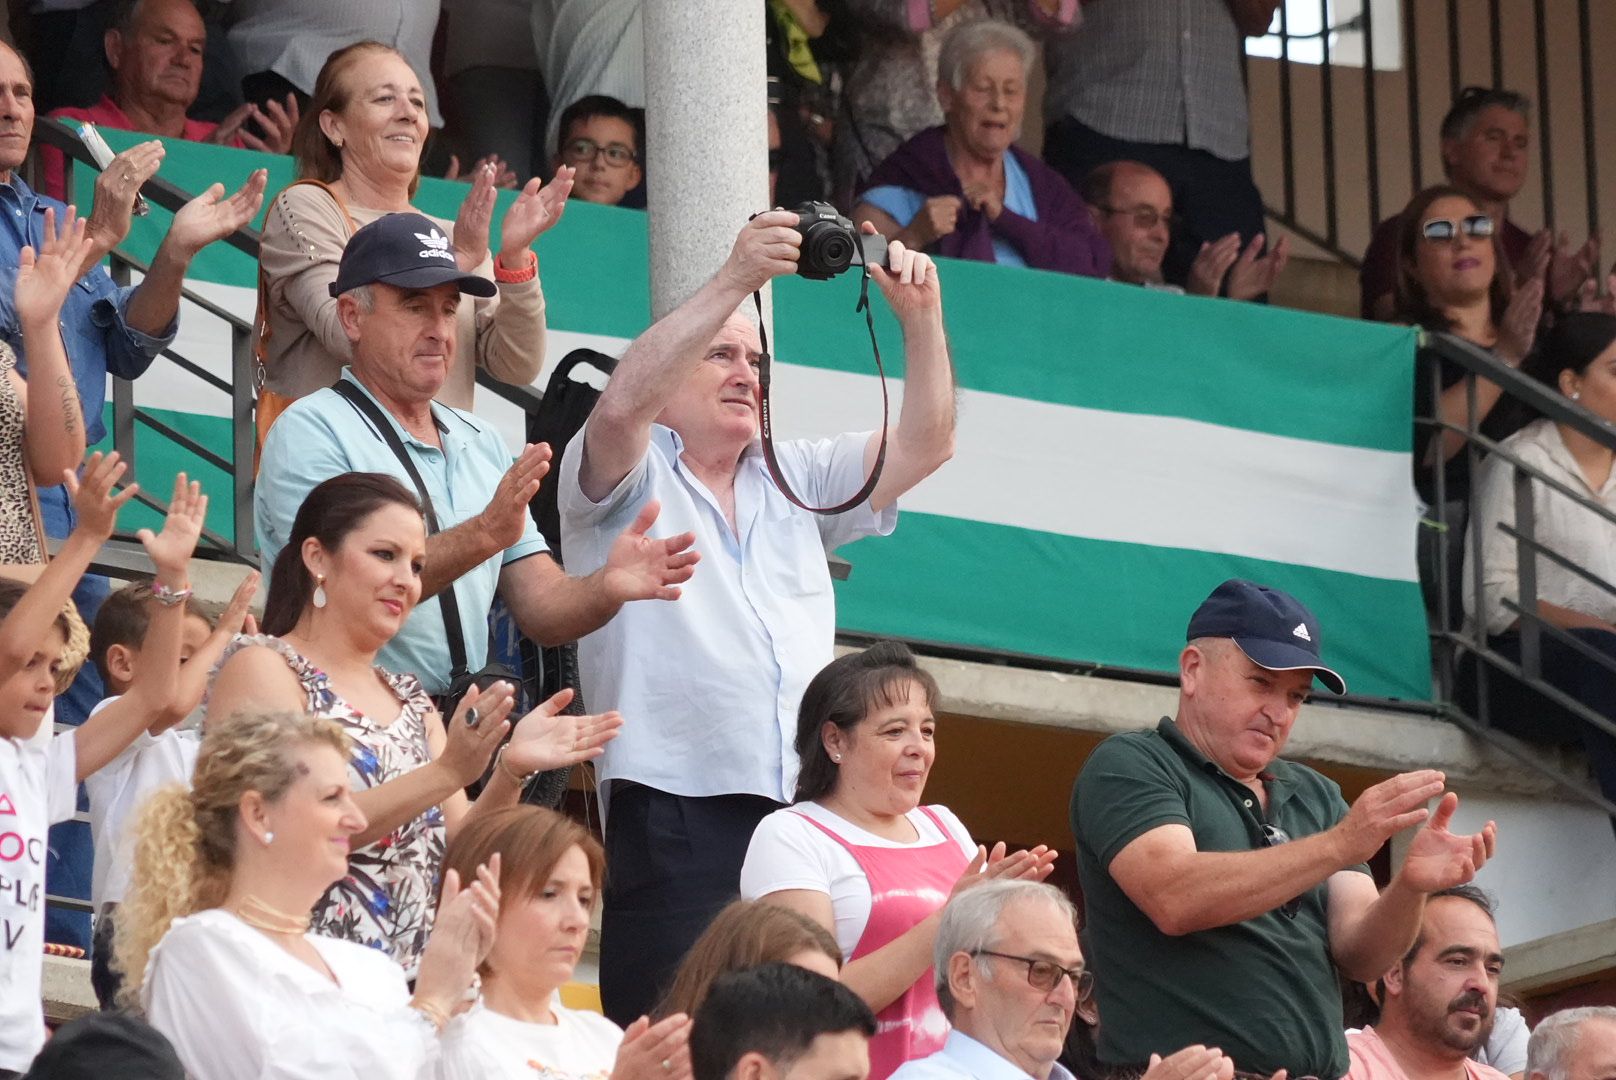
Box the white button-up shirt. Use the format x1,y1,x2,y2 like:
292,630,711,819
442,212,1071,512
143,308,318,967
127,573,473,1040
559,424,895,804
891,1030,1080,1080
1465,417,1616,636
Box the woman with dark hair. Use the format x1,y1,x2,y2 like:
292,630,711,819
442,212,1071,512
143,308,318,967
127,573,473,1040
255,40,569,440
436,805,693,1080
207,473,620,976
657,899,843,1020
1463,311,1616,813
1392,184,1544,500
739,641,1056,1080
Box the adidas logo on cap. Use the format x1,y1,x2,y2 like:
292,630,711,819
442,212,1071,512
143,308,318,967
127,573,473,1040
415,228,454,261
1292,622,1312,642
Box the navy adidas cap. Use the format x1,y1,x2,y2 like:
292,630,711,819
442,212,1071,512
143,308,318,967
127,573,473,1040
329,212,497,299
1185,579,1347,695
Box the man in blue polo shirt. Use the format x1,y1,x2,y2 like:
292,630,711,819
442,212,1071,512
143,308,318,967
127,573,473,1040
1072,580,1499,1080
255,211,699,698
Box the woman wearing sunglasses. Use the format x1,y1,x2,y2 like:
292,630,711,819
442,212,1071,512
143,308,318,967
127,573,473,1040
1393,185,1545,501
740,642,1057,1080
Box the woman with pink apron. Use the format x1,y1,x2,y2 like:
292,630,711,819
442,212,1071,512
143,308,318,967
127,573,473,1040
738,643,1058,1080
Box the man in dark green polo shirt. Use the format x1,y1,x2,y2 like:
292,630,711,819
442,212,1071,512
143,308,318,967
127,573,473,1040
1072,580,1498,1080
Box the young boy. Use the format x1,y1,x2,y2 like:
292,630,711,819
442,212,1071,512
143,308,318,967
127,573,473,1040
554,94,645,207
0,459,207,1075
83,569,257,1009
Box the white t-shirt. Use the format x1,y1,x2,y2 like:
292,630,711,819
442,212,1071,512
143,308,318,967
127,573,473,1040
740,803,975,959
145,908,439,1080
438,1000,626,1080
0,729,77,1072
83,696,201,909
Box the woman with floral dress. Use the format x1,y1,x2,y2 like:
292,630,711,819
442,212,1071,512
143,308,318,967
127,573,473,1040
206,472,621,975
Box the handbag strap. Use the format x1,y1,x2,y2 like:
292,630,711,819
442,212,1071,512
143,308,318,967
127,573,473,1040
331,379,471,680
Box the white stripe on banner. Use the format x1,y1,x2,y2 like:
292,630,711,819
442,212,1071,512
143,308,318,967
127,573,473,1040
153,284,1416,583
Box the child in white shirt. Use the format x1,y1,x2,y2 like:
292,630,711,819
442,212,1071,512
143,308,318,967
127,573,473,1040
0,459,208,1074
84,570,258,1009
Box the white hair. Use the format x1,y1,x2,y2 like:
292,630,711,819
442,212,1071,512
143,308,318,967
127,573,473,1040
936,20,1035,92
933,879,1077,1020
1529,1007,1616,1080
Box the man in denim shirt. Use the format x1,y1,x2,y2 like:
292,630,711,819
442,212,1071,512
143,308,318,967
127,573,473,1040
0,37,264,947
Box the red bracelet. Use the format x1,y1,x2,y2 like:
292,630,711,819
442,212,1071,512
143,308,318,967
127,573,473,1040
493,250,538,283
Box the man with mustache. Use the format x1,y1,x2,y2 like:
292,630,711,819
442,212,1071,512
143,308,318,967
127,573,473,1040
1348,885,1508,1080
1072,580,1499,1080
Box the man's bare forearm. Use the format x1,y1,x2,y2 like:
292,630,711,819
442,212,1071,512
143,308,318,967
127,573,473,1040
421,517,502,599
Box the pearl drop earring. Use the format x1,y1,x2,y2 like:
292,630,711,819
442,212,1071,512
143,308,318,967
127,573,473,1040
312,574,328,609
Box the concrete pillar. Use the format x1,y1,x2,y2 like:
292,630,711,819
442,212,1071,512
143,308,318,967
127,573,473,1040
643,0,771,320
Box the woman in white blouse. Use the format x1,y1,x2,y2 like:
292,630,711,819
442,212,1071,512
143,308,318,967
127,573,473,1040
436,804,693,1080
115,709,500,1080
739,642,1057,1080
1464,311,1616,815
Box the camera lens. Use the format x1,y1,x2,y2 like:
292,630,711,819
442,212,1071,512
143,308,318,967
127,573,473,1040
811,228,854,274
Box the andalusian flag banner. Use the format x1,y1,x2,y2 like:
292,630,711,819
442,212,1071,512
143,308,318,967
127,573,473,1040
78,131,1430,701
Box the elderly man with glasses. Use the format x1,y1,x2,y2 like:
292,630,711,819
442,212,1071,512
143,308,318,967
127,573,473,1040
1071,579,1498,1080
1080,161,1288,301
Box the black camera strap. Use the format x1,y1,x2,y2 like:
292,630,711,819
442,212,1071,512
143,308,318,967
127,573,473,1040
751,264,888,515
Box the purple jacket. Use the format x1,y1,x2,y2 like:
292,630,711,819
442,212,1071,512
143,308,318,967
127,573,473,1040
860,125,1111,278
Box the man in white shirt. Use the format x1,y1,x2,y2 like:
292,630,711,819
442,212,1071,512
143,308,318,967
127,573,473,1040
559,211,956,1023
892,880,1088,1080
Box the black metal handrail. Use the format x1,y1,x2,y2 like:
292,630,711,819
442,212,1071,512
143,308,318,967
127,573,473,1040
1256,0,1603,269
1419,330,1616,815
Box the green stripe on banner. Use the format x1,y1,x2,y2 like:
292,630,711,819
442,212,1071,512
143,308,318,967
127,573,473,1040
833,512,1432,702
76,133,1432,702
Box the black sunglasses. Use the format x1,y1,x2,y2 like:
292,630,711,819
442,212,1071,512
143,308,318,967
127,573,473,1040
1261,824,1302,920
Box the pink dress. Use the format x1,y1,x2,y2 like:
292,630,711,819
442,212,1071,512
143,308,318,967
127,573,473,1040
793,806,969,1080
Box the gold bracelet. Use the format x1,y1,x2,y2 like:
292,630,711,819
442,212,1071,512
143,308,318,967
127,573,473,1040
496,746,532,787
411,998,450,1034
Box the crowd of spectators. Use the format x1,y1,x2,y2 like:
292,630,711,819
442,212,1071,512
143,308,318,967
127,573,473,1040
0,1,1615,1078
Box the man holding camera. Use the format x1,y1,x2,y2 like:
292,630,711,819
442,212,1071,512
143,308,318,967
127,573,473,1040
559,209,956,1024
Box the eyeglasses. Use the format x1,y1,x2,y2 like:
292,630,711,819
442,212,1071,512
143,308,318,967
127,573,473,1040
561,138,637,167
1260,824,1301,920
1097,205,1174,231
974,951,1095,1001
1420,215,1495,242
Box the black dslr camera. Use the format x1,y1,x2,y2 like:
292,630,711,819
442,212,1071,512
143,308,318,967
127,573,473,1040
790,201,888,281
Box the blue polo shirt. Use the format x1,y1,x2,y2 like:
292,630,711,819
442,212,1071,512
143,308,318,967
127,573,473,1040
255,369,549,694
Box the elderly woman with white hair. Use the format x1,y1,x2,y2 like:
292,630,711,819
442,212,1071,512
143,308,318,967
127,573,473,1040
853,20,1109,276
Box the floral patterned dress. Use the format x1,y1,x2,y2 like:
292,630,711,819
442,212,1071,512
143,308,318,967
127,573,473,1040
217,634,445,975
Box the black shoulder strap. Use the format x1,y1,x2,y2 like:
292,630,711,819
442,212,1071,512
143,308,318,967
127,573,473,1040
332,379,470,679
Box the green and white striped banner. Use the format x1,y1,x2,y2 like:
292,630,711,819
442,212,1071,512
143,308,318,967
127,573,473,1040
77,131,1430,701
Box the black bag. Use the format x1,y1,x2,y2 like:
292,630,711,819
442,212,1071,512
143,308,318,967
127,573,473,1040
527,348,619,558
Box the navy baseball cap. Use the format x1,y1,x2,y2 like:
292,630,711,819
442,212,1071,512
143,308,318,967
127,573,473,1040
1185,579,1347,695
329,212,497,299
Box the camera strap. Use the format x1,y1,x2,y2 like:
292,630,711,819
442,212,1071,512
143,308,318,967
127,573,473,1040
751,265,888,515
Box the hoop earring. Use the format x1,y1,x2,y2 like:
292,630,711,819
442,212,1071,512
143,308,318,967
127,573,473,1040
312,574,328,609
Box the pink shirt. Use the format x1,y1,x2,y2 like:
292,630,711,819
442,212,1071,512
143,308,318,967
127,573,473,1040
1348,1027,1513,1080
41,95,239,201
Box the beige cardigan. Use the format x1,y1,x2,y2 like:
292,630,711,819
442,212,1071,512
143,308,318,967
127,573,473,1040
256,184,546,407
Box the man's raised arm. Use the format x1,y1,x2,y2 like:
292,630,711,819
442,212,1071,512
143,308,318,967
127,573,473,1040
579,211,802,502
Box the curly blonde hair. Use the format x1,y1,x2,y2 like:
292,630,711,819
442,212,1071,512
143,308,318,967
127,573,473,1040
112,709,350,1006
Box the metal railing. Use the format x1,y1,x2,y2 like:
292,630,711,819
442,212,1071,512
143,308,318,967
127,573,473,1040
1420,330,1616,815
20,118,544,573
1250,0,1605,268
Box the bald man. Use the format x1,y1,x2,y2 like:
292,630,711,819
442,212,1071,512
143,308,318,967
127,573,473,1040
1082,161,1288,301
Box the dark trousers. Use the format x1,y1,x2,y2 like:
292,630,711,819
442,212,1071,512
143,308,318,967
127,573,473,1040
1043,115,1267,287
599,782,784,1026
1481,630,1616,815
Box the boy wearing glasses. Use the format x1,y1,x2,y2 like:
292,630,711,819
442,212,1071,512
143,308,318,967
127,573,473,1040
553,94,645,207
1071,580,1498,1080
